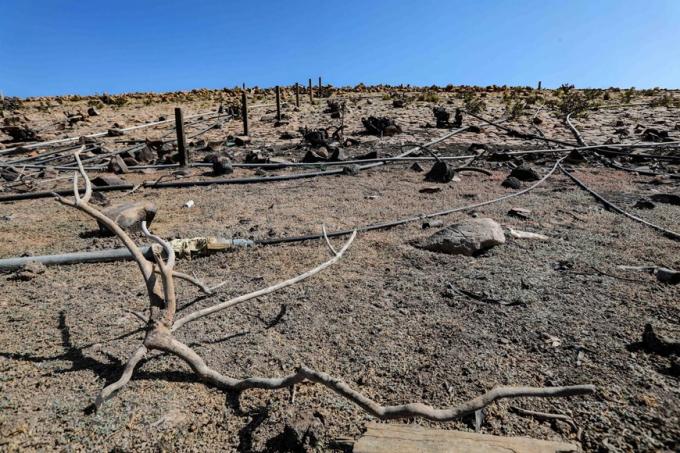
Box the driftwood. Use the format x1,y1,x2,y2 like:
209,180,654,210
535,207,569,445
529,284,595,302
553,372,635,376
51,147,595,421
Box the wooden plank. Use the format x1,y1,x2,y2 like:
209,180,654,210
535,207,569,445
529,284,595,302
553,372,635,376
353,423,578,453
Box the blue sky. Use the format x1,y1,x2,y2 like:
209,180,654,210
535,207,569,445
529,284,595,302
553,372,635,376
1,0,679,97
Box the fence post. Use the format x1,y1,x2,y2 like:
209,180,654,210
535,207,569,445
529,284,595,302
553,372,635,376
241,91,249,136
295,83,300,107
308,78,313,103
537,81,542,90
275,85,281,121
174,107,189,166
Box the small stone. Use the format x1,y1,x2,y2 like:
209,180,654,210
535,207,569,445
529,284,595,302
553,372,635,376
211,156,233,176
107,155,129,174
633,198,655,209
87,107,99,116
410,162,424,172
16,260,46,281
135,146,155,163
510,166,540,181
107,128,125,137
649,193,680,206
425,161,455,183
415,218,505,256
234,135,251,146
419,186,442,194
422,219,444,229
245,150,268,164
330,148,348,161
502,176,521,189
654,267,680,285
342,165,360,176
92,175,127,187
279,130,296,140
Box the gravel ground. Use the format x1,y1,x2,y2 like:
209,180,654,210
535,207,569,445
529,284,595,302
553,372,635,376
0,88,678,452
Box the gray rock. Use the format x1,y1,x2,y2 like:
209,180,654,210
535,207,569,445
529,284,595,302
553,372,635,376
98,201,157,234
416,218,505,256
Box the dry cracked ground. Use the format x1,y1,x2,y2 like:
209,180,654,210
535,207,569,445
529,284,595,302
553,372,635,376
0,87,678,451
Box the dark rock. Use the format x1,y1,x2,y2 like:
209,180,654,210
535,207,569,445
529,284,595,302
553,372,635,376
433,107,450,128
392,99,405,108
425,161,455,183
565,150,586,164
649,193,680,206
362,116,402,136
87,107,99,116
107,128,125,137
356,150,378,160
122,156,139,167
422,219,444,229
410,162,424,172
633,198,655,209
510,166,540,181
234,135,251,146
303,129,329,147
502,176,522,189
655,267,680,285
0,126,39,142
92,175,127,187
279,130,296,140
211,157,233,176
302,149,328,163
245,151,268,164
415,218,505,256
330,148,348,161
107,155,129,174
135,146,155,163
641,128,670,142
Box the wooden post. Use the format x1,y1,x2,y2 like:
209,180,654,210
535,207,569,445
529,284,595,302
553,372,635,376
318,76,322,97
275,85,281,121
242,82,245,90
241,91,249,136
538,81,542,90
295,83,300,107
174,107,189,166
308,78,313,104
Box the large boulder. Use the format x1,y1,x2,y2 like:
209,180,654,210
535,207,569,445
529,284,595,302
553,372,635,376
415,218,505,256
98,201,157,234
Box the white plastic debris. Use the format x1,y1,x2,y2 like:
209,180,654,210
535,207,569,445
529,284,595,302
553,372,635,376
183,200,195,208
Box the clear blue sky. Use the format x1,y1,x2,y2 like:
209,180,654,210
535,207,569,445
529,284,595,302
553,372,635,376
2,0,679,97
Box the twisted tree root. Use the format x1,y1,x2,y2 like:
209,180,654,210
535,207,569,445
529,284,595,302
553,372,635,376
143,330,596,422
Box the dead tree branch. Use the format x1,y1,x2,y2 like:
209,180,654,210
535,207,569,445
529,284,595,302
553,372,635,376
53,147,595,421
